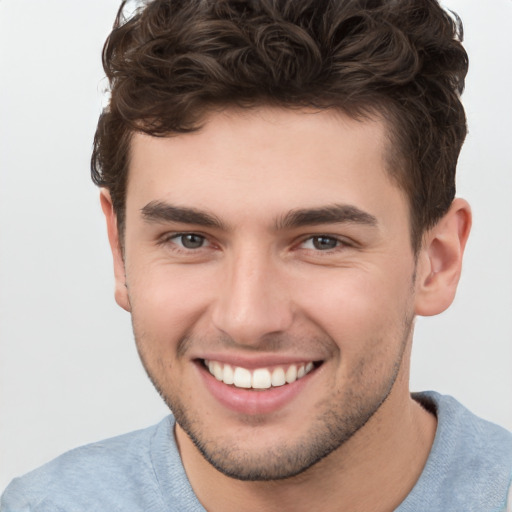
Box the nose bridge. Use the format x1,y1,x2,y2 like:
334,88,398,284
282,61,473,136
211,243,293,345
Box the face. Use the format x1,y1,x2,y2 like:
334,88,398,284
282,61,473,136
114,107,420,480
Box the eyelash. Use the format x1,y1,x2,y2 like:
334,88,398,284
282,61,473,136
159,233,211,251
298,235,348,252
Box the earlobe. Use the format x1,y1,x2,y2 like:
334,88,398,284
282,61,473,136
100,189,131,312
414,198,472,317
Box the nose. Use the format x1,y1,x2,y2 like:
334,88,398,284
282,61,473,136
211,247,294,347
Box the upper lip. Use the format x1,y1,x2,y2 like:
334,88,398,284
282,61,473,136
194,353,323,369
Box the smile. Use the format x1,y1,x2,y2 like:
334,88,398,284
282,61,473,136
203,359,315,389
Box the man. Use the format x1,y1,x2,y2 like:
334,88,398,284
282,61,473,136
2,0,511,510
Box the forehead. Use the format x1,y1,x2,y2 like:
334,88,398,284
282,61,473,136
126,107,405,227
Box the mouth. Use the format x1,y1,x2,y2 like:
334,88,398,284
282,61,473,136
202,359,321,390
196,357,324,415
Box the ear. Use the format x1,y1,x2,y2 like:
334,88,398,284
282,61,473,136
414,198,472,316
100,189,131,312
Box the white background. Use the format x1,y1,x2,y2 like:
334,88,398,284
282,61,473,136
0,0,511,492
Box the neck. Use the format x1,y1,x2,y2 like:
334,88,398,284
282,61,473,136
175,382,437,512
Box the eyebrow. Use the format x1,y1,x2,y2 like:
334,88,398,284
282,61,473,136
275,204,378,230
141,201,378,231
141,201,226,229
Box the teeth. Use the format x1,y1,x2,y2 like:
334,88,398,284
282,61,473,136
223,363,234,385
205,360,316,389
213,361,223,381
252,368,272,389
271,367,286,387
285,365,297,384
233,367,252,388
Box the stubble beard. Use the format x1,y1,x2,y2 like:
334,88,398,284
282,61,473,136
133,310,414,482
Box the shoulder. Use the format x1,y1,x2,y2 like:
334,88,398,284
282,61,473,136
401,391,512,512
418,391,512,460
0,417,174,512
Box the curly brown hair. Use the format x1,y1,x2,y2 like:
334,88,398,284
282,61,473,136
91,0,468,251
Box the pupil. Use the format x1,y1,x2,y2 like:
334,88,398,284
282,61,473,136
313,236,337,250
182,234,204,249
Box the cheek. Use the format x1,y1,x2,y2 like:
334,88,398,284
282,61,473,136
293,267,414,350
127,263,215,344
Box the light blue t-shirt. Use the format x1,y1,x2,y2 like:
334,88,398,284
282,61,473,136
2,391,511,511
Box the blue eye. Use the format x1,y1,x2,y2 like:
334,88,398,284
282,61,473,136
172,233,207,249
302,236,340,250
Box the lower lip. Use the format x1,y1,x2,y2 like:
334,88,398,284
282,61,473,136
196,362,318,415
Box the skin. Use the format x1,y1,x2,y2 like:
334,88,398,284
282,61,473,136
102,107,471,512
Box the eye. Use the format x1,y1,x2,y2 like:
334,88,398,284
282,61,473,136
170,233,209,250
301,235,341,251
